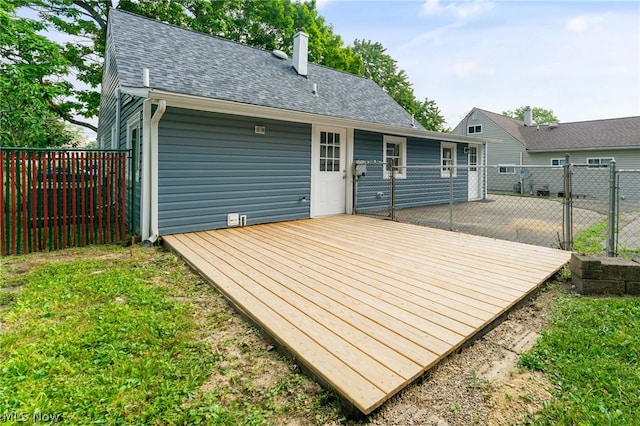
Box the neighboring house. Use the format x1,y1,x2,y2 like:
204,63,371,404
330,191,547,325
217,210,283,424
453,107,640,197
98,10,486,241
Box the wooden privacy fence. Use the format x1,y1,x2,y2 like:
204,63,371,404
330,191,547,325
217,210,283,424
1,148,128,255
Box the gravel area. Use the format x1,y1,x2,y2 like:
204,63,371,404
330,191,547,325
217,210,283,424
349,283,564,426
395,195,606,248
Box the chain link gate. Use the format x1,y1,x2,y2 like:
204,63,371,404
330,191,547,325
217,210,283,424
353,155,638,257
610,165,640,257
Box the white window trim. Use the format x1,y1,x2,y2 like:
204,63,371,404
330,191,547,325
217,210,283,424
440,141,457,178
550,158,565,168
467,124,482,135
498,164,516,174
587,157,614,168
383,135,407,179
110,124,118,150
126,116,140,182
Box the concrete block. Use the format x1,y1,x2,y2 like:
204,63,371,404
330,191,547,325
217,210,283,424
570,253,602,279
572,275,625,295
601,258,640,281
627,282,640,295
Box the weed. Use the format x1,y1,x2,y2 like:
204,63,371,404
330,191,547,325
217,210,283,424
467,370,487,389
573,220,607,254
519,392,534,402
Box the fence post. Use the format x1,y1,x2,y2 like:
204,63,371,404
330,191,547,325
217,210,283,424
390,162,396,220
606,160,617,257
562,153,573,250
448,167,454,231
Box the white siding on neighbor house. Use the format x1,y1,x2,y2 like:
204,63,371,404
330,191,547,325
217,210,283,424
452,111,526,166
526,149,640,169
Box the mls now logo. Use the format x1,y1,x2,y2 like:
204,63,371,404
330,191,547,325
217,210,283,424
1,411,63,422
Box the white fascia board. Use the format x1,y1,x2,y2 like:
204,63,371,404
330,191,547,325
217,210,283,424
142,88,489,145
120,86,151,98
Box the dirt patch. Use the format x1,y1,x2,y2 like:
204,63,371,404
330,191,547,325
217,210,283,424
488,370,552,426
362,283,562,426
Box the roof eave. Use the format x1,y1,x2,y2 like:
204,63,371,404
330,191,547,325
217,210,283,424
122,86,490,144
527,146,640,153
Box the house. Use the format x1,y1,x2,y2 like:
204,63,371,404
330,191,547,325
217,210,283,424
98,10,486,241
452,107,640,197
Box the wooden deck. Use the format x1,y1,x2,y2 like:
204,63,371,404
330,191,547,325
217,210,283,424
163,215,571,414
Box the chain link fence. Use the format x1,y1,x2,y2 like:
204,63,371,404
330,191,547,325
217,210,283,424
615,169,640,256
353,158,640,257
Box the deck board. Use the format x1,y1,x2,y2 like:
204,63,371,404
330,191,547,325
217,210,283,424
163,215,570,414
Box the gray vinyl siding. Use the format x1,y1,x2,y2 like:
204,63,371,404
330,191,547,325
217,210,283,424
119,96,144,234
97,37,143,233
354,130,468,212
97,37,119,146
157,108,311,234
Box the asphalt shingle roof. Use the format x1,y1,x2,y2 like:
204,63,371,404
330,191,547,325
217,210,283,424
108,9,422,130
477,108,640,151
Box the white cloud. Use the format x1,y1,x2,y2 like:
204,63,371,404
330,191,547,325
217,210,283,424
566,14,604,32
422,0,495,20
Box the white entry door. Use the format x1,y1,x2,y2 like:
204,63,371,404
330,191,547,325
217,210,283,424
467,145,481,200
312,127,347,216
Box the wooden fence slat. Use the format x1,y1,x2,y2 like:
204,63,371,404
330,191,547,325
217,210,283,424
80,153,86,246
0,150,6,256
30,152,37,252
42,152,49,252
0,148,128,255
20,152,27,254
10,152,17,255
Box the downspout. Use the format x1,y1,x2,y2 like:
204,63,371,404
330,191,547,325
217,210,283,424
115,88,121,145
141,99,152,241
142,99,166,245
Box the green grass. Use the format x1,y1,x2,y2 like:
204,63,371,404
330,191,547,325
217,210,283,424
573,220,608,254
0,246,341,425
520,294,640,425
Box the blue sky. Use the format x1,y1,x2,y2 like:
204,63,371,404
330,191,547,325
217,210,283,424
316,0,640,128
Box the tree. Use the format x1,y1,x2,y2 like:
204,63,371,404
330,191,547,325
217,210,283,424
503,106,559,125
352,39,446,131
0,0,79,147
23,0,362,134
414,98,448,133
21,0,444,134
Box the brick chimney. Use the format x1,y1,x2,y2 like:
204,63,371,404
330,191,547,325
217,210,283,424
292,29,308,77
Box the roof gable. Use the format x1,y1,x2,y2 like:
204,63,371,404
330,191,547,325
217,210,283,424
471,108,640,151
107,9,422,130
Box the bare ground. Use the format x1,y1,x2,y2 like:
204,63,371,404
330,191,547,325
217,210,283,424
1,246,566,425
359,284,561,426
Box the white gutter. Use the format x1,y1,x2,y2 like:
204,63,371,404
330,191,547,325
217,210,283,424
122,86,493,145
142,99,166,245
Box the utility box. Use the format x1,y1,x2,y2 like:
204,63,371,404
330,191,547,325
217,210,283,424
227,213,240,226
354,160,367,177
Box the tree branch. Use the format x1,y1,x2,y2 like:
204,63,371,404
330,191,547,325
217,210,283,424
73,0,110,33
49,101,98,133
